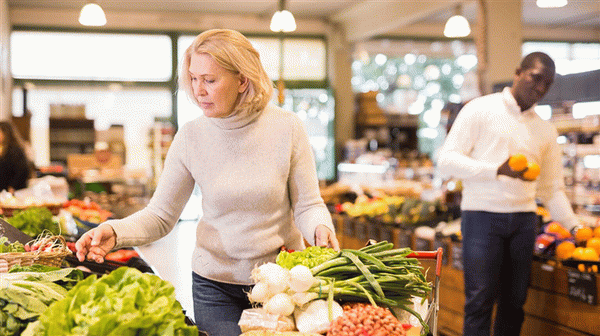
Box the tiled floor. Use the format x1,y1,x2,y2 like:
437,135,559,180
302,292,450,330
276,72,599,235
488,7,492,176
136,219,197,321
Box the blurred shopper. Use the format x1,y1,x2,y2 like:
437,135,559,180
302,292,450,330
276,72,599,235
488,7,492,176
0,121,33,193
437,52,579,336
76,29,339,336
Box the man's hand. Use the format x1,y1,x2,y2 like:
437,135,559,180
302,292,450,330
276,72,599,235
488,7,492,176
315,224,340,251
498,157,528,180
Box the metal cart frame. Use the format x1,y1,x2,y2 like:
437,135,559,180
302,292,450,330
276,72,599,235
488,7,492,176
406,247,443,336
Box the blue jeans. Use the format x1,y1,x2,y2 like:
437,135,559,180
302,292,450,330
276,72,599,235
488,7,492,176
192,272,253,336
461,210,537,336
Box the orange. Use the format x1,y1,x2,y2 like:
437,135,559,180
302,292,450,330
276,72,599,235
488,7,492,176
594,226,600,238
586,237,600,255
555,241,576,260
580,248,600,261
508,154,528,171
522,162,540,180
575,226,593,243
572,247,586,260
545,222,571,239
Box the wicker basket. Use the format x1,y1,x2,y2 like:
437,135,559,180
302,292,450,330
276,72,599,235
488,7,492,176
0,235,72,272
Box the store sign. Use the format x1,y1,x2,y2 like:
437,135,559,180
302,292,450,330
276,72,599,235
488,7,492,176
567,270,597,305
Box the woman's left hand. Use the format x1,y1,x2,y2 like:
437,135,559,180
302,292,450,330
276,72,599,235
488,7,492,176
315,225,340,251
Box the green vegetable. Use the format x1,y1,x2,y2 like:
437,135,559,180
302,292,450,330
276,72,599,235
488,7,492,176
276,246,337,269
299,242,432,334
6,207,59,238
0,268,82,336
0,237,25,253
29,267,198,336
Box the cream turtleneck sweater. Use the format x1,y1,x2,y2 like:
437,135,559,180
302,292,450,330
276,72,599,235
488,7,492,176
105,103,334,284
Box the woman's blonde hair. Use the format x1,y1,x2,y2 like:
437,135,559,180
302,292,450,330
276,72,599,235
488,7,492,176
180,29,273,116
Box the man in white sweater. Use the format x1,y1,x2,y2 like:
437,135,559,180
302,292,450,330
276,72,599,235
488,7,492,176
76,29,339,336
437,52,578,336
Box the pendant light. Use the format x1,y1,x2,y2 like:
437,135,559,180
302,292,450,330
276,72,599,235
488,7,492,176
536,0,567,8
443,4,471,38
79,2,107,26
270,0,296,33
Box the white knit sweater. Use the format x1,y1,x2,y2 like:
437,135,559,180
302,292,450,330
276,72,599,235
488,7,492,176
437,87,577,229
105,103,334,284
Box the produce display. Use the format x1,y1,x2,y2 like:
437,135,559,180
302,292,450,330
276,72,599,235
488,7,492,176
535,221,600,272
337,195,446,227
247,242,432,335
0,267,83,336
5,208,60,238
23,267,198,336
61,199,113,224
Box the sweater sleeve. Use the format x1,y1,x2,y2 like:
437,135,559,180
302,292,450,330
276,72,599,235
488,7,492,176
108,126,196,248
287,116,335,246
437,102,499,181
535,125,578,230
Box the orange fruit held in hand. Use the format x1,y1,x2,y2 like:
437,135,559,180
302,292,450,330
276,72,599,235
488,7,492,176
586,237,600,255
575,226,594,243
522,162,540,180
508,154,528,171
555,241,576,260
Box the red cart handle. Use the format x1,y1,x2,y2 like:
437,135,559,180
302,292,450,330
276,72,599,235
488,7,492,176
407,247,443,277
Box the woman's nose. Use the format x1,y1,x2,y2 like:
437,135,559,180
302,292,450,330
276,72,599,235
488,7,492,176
194,84,206,97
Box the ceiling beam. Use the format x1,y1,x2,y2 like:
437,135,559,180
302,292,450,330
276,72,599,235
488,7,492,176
331,0,465,42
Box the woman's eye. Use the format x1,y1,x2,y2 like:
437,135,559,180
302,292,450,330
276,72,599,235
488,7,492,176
205,79,214,84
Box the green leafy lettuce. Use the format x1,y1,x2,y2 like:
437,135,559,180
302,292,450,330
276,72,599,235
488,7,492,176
27,267,198,336
276,246,337,269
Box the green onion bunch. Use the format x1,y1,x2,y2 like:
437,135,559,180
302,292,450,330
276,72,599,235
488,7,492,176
303,241,432,332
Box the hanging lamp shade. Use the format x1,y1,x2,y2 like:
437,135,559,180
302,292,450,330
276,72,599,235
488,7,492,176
444,5,471,38
536,0,567,8
79,2,107,26
270,0,296,32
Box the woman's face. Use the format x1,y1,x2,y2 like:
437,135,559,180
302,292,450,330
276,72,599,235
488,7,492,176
189,53,247,118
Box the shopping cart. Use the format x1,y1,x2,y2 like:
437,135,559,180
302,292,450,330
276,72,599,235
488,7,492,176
406,247,443,336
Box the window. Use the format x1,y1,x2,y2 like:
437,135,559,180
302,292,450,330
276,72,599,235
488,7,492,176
522,41,600,75
177,35,326,82
12,86,172,169
11,31,172,81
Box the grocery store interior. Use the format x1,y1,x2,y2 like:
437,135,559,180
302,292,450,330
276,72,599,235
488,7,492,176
0,0,599,335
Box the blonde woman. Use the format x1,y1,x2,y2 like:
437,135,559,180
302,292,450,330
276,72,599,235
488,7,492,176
76,29,339,335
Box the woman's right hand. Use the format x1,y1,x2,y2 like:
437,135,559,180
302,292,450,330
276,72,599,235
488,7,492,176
75,224,117,263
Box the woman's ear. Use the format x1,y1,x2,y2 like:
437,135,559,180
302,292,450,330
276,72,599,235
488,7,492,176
238,74,249,93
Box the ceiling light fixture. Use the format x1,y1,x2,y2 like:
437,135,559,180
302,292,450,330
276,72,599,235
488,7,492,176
270,0,296,33
79,2,107,26
536,0,568,8
443,4,471,38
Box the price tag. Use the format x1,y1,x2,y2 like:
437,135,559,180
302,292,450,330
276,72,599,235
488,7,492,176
567,270,597,305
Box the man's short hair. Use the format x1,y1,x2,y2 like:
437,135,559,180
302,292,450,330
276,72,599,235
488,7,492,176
520,52,555,74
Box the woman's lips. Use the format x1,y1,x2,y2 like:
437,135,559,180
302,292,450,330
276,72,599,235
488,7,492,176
200,102,213,109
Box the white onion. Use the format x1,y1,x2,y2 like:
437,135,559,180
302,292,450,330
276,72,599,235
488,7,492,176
291,292,318,307
252,263,290,295
294,299,344,333
248,282,271,303
288,265,316,293
264,293,295,316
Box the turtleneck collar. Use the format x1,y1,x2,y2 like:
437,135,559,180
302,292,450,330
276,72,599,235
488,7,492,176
207,106,263,130
502,87,537,117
